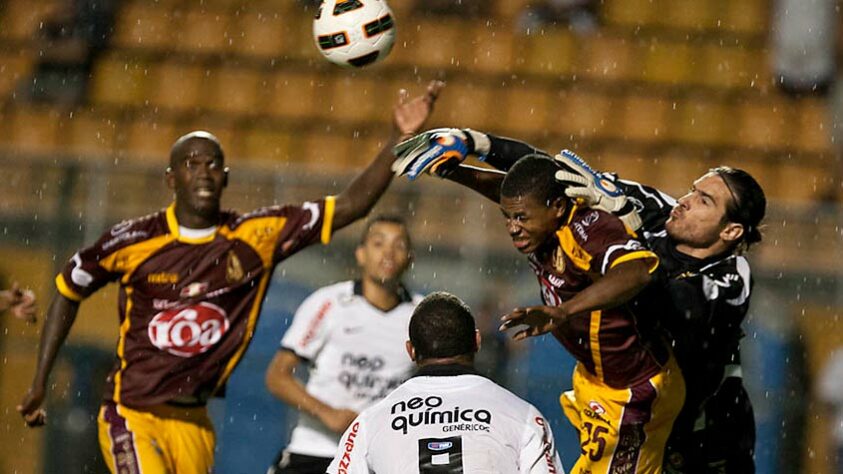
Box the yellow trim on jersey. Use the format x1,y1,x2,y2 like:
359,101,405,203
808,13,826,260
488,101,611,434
558,226,593,271
589,310,604,381
212,271,272,394
321,196,336,245
609,250,659,274
98,234,178,284
113,287,134,403
55,274,83,301
218,216,288,268
165,204,218,244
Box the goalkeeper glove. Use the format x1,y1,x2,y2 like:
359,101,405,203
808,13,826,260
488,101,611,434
392,128,489,180
553,149,643,231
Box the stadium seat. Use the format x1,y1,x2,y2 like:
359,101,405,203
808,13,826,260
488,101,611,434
117,116,180,163
515,28,576,77
324,75,384,123
601,0,657,29
147,60,206,112
0,51,34,101
468,24,515,74
0,0,59,41
617,94,671,144
172,7,230,56
578,33,637,82
64,110,118,158
794,98,832,153
690,44,764,91
733,97,791,150
548,88,614,140
300,130,354,169
641,40,692,85
112,1,174,51
206,65,264,116
491,0,531,21
239,125,295,163
652,0,717,31
229,9,287,59
436,81,496,131
672,95,731,146
397,19,466,69
720,0,768,36
651,147,714,196
263,71,328,120
592,146,650,184
3,106,62,155
502,85,553,135
90,54,150,108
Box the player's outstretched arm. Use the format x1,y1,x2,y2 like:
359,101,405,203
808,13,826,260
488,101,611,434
265,350,357,434
331,80,444,231
17,292,80,427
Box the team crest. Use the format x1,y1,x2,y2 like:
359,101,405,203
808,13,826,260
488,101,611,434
226,251,244,283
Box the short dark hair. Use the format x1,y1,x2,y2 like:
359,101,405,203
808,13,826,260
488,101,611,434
712,166,766,251
409,292,476,361
359,215,410,246
501,154,568,205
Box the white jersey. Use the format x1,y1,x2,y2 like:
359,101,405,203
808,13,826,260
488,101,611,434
281,280,420,457
327,365,565,474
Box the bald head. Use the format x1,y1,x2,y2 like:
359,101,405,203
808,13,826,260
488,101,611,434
169,131,224,168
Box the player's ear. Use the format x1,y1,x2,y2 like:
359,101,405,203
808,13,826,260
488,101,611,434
165,166,175,189
720,222,744,244
222,167,230,188
405,341,416,362
552,196,567,219
474,329,481,353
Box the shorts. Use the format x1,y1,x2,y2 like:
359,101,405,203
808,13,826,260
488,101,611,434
663,376,756,473
97,401,215,474
268,451,333,474
561,356,685,473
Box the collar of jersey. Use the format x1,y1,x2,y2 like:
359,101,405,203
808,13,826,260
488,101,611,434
353,279,413,304
166,203,219,244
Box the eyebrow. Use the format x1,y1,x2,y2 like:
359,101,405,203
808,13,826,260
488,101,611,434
694,186,717,203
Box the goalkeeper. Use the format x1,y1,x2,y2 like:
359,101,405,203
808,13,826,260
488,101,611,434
393,128,765,473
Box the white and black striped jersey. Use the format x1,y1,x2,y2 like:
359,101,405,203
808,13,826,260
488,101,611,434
326,364,565,474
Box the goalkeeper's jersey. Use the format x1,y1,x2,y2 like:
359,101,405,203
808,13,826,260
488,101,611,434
326,364,565,474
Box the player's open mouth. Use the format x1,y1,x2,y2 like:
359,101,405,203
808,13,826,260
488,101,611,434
512,239,531,250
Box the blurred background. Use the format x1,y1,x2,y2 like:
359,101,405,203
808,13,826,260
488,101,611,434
0,0,842,472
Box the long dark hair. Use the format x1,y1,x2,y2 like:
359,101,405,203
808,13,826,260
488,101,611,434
713,166,766,252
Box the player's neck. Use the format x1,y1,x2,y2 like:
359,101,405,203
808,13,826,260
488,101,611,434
174,205,220,229
361,277,402,312
416,355,474,368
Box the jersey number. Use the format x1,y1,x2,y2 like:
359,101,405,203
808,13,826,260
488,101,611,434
581,422,608,461
419,436,463,473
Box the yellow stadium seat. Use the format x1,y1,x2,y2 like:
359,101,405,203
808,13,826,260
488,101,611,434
263,71,328,120
112,1,174,51
602,0,657,29
147,60,205,112
0,0,59,41
515,28,576,77
300,130,353,169
468,24,515,74
172,7,230,55
324,74,385,123
733,97,791,150
117,116,179,163
502,86,553,136
4,106,62,155
239,126,295,163
672,95,731,146
691,44,765,90
775,157,824,202
578,33,636,82
721,0,768,35
651,148,714,196
548,88,614,140
492,0,531,21
206,65,263,116
794,98,832,153
641,40,692,85
64,110,118,157
617,94,671,144
229,9,287,59
591,147,650,184
436,81,496,131
653,0,717,31
90,54,150,107
0,51,34,100
395,19,465,69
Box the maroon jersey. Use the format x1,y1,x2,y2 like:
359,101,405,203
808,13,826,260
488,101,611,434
529,205,665,388
56,198,336,408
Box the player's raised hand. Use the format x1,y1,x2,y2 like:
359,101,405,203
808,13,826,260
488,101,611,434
17,385,47,428
0,282,37,324
499,306,565,341
393,80,445,137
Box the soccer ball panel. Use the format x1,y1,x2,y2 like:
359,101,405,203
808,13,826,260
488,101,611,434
313,0,396,68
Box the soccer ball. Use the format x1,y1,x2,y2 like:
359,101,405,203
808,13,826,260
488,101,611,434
313,0,396,68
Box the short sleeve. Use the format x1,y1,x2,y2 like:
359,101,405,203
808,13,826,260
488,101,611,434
280,290,335,361
560,209,658,276
520,408,565,474
326,418,370,474
272,196,336,262
56,229,127,301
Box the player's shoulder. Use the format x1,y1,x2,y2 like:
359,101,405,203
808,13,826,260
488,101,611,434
228,200,324,228
566,206,625,239
699,254,752,303
305,280,356,305
96,210,168,253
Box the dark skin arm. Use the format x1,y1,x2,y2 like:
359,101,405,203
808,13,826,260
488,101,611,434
17,292,80,426
445,165,505,204
500,259,652,341
332,80,444,231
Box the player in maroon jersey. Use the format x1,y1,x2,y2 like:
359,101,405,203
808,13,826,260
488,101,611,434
17,81,444,474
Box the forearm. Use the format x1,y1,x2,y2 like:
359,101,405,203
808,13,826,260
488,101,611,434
332,132,401,230
560,261,651,317
445,165,505,203
268,372,335,420
483,134,550,172
32,293,79,388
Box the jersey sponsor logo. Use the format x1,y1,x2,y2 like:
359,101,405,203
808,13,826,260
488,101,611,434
339,353,404,400
299,300,331,348
225,251,244,283
342,325,364,334
148,302,230,357
180,282,208,298
534,417,559,473
148,272,179,285
588,400,606,415
390,395,492,435
538,276,563,307
428,441,453,451
337,421,360,474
